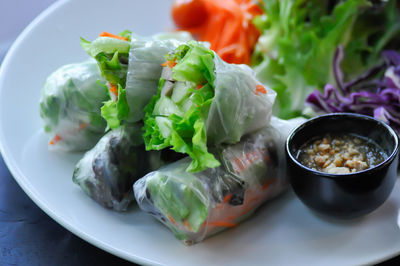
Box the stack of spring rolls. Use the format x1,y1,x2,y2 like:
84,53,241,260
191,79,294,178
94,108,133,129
39,30,305,245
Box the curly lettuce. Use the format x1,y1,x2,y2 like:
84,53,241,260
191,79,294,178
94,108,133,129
252,0,376,119
143,42,220,172
81,30,131,86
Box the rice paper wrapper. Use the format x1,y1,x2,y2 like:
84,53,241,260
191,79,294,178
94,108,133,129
134,117,305,244
206,55,277,144
125,32,192,122
73,124,151,211
39,60,108,152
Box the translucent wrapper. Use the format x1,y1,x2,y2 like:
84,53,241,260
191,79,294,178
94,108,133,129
72,123,186,211
125,32,192,122
134,117,305,244
206,56,276,144
39,60,108,151
73,124,150,211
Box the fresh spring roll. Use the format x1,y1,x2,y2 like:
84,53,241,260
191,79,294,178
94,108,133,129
134,117,305,245
124,32,193,123
72,123,186,211
39,60,109,151
72,124,149,211
81,31,192,129
143,41,277,172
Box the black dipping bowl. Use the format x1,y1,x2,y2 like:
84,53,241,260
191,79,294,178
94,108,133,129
286,113,399,219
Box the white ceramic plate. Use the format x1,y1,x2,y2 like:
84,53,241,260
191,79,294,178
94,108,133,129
1,0,400,265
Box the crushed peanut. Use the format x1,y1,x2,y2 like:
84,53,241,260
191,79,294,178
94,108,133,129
297,134,386,174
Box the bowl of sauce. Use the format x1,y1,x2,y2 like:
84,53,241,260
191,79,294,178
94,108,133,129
286,113,399,219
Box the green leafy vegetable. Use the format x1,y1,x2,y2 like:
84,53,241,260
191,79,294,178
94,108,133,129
342,0,400,77
144,41,220,172
252,0,373,119
145,167,209,236
101,84,129,130
81,31,131,86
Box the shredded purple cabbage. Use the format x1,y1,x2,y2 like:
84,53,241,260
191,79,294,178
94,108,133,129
306,46,400,133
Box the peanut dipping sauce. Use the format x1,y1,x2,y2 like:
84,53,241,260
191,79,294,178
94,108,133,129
297,134,387,174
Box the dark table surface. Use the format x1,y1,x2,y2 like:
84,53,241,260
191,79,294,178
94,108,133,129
0,1,400,265
0,156,135,266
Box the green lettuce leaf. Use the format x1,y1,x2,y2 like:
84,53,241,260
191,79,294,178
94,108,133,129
342,0,400,77
146,169,208,236
101,84,130,130
80,30,131,86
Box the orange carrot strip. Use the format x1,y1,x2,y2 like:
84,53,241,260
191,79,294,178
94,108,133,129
262,181,270,191
179,0,261,64
99,32,129,41
167,213,178,226
79,123,87,130
183,220,192,231
49,134,61,145
109,83,118,97
255,85,267,95
209,221,237,227
263,178,277,191
223,194,232,203
161,60,177,68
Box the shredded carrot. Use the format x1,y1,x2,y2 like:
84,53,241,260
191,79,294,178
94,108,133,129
109,83,118,97
245,152,254,164
173,0,263,64
223,194,232,203
79,123,87,130
232,149,263,173
262,179,274,191
99,32,129,41
196,84,204,90
215,203,223,210
161,60,177,68
262,182,269,191
209,221,237,227
49,134,61,145
255,84,267,95
167,213,178,226
183,220,192,231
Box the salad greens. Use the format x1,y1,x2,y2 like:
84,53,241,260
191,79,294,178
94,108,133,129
252,0,400,119
342,0,400,77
